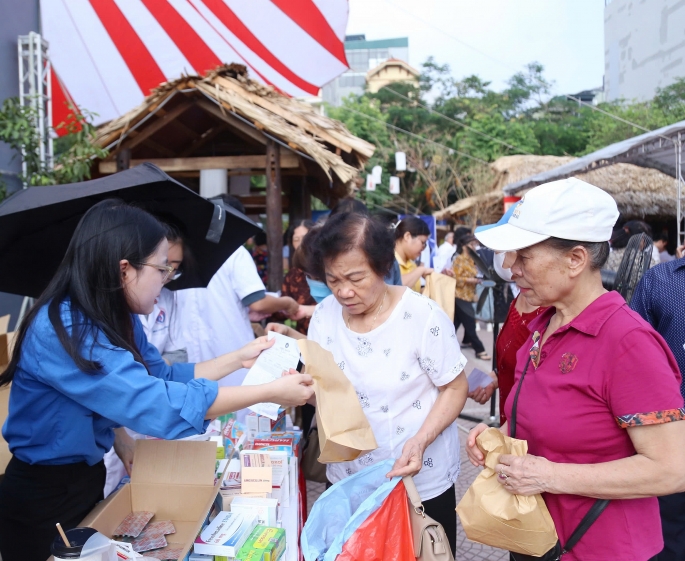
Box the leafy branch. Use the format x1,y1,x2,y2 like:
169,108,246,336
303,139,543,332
0,98,108,194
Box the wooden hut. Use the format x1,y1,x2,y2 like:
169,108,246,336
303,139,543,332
93,65,374,290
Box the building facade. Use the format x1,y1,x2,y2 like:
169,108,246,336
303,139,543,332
322,35,409,106
605,0,685,102
0,0,40,195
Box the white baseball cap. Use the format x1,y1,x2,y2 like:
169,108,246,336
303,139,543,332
475,178,619,252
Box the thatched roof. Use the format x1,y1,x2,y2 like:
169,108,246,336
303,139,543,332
94,65,375,198
489,155,575,191
434,155,574,220
435,154,678,220
552,163,676,218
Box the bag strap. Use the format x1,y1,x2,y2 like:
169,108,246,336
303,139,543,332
562,499,610,553
402,475,424,513
508,334,610,554
508,356,531,439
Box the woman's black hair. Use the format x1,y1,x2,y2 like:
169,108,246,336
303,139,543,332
286,219,314,246
610,220,653,249
329,198,369,217
456,234,477,255
544,238,610,271
254,230,268,247
303,212,395,281
0,199,166,386
393,216,430,241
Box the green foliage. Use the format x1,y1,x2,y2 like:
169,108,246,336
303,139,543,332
0,97,108,193
327,59,685,214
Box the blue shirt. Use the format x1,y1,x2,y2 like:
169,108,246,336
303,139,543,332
631,258,685,398
386,260,403,286
2,300,218,466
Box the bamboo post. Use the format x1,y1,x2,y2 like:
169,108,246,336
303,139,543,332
266,140,284,292
116,148,131,171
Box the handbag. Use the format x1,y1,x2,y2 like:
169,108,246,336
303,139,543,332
301,427,328,484
403,475,454,561
508,356,610,560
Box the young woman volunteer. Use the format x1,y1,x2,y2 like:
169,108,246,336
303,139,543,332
0,200,314,561
393,217,433,292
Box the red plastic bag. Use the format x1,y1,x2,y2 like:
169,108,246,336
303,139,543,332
336,482,414,561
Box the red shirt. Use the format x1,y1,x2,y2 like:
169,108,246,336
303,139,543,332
504,291,684,561
496,297,547,426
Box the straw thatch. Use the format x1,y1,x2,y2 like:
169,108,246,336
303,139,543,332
434,155,574,220
94,65,375,196
489,155,576,191
545,163,676,218
435,155,678,221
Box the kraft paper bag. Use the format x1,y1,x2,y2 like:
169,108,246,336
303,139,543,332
423,273,456,322
297,339,378,464
456,427,558,556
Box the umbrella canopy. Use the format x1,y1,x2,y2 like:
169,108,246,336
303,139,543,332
0,163,260,298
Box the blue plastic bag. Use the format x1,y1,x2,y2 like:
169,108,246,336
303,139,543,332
301,460,400,561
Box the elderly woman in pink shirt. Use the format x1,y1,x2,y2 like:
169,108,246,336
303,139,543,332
465,178,685,561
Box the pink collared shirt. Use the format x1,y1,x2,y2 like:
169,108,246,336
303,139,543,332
504,291,684,561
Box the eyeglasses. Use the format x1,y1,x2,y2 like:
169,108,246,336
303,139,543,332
137,262,176,283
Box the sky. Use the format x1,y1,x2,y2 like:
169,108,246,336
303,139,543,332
346,0,606,96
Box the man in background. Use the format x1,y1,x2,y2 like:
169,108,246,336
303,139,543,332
631,250,685,561
433,231,456,273
176,195,300,417
654,233,675,263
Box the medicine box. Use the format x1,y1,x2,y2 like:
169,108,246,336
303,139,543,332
236,526,286,561
246,410,286,441
240,452,272,494
230,496,279,527
193,511,258,557
210,435,225,459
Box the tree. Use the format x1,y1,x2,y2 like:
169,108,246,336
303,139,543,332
0,97,108,197
327,61,685,214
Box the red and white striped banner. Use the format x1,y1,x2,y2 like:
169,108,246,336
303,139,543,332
40,0,349,127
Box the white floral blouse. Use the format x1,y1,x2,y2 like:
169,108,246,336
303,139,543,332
307,288,467,500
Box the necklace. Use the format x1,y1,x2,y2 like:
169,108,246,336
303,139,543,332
346,289,388,333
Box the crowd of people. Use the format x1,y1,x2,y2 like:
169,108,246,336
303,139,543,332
1,177,684,561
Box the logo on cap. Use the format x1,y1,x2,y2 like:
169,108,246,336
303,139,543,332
512,196,524,219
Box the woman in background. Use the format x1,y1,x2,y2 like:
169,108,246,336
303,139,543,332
0,201,314,561
394,217,433,292
452,234,489,360
606,220,657,272
278,220,317,334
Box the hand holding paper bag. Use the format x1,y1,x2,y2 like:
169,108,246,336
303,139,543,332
297,339,378,463
456,428,558,556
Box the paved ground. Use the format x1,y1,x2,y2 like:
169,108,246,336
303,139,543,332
306,324,510,561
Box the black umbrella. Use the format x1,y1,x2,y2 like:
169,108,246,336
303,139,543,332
0,163,260,298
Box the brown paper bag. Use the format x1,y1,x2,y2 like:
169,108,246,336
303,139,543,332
423,273,456,322
456,427,558,556
297,339,378,463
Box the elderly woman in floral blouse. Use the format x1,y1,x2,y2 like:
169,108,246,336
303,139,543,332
268,211,468,555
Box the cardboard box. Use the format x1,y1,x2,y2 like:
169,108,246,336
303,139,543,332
78,440,220,561
0,315,15,476
236,526,286,561
230,496,278,527
193,511,258,557
240,452,272,494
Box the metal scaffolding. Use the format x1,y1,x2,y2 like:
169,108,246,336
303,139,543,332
17,32,53,184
